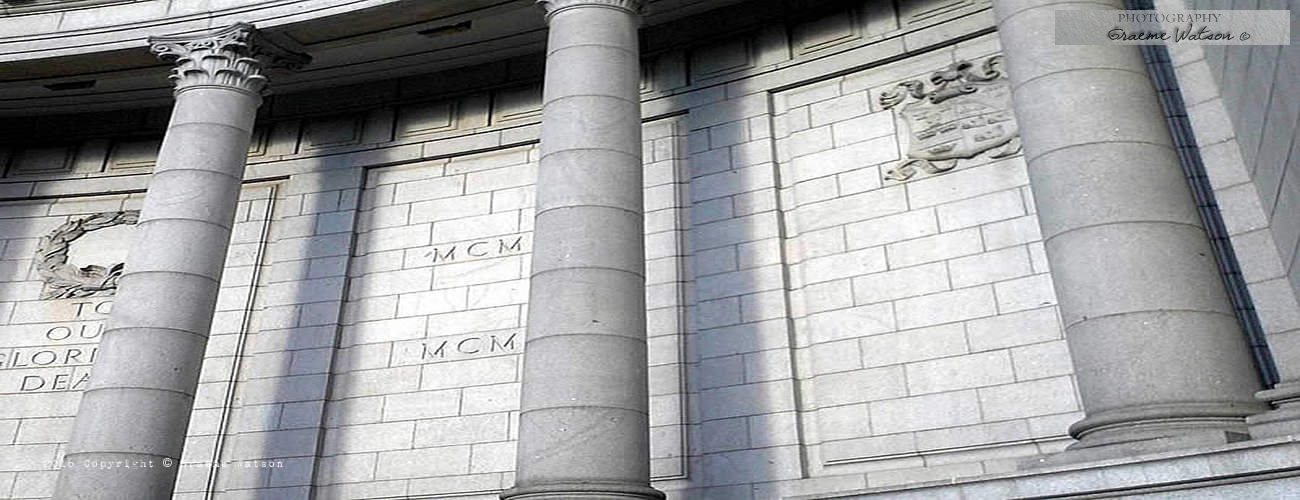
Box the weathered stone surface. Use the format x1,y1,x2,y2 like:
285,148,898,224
504,2,662,499
0,1,1295,499
994,0,1264,460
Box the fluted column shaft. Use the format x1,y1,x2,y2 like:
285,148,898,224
54,24,305,499
504,1,663,499
992,0,1264,456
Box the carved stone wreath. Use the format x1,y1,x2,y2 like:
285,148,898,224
34,211,139,300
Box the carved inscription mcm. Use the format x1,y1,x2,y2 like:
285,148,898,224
879,55,1021,181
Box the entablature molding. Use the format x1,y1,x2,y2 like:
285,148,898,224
537,0,642,18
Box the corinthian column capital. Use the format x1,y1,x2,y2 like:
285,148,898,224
536,0,641,19
149,23,310,94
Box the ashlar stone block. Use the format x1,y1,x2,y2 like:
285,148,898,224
872,392,984,439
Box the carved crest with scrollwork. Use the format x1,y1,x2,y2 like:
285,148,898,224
879,55,1021,181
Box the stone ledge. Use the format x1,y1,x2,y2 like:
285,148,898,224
800,435,1300,499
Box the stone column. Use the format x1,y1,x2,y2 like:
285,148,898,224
502,1,663,499
992,0,1265,460
54,24,306,499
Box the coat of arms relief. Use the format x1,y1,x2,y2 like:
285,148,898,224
879,55,1021,181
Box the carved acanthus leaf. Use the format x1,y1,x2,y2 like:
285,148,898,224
148,23,310,94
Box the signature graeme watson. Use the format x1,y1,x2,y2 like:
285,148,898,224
1108,22,1238,42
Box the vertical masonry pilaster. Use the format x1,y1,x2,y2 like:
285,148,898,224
503,1,664,499
54,24,307,499
992,0,1265,460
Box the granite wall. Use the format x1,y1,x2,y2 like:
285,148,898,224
0,0,1296,498
1160,0,1300,389
0,187,276,497
1192,2,1300,307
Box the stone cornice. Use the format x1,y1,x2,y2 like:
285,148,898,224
536,0,641,19
148,23,310,94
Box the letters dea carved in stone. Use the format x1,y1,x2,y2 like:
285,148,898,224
879,55,1021,181
34,211,138,300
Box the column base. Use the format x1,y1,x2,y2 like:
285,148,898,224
1022,403,1258,468
500,482,666,500
1022,429,1250,468
1248,382,1300,439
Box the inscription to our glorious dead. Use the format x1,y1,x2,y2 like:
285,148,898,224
3,210,137,393
0,298,112,393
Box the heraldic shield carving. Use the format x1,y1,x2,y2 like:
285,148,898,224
879,55,1021,181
